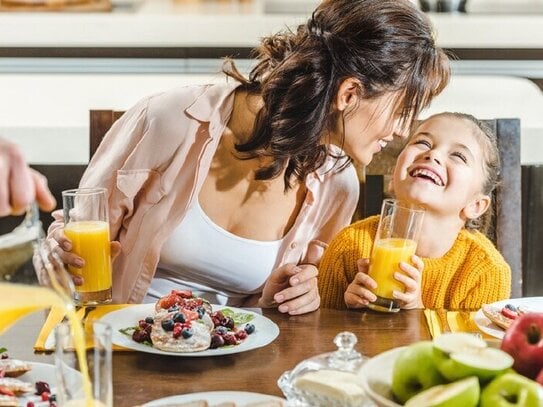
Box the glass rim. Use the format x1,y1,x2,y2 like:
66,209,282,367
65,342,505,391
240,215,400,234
62,187,107,197
382,198,425,213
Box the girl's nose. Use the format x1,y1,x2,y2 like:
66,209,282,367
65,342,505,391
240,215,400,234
424,151,442,165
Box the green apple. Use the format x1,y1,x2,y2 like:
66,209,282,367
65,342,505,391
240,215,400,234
480,372,543,407
433,332,513,381
405,376,480,407
391,341,445,404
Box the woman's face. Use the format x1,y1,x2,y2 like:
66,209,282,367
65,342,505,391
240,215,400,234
392,114,487,217
330,91,409,166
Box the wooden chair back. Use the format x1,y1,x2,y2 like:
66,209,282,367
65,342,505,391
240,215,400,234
356,118,523,297
89,110,125,159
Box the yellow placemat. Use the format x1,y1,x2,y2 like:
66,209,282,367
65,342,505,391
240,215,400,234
34,304,133,352
424,309,494,339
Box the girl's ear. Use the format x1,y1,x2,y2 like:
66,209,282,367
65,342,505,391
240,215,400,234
462,194,491,221
336,78,363,112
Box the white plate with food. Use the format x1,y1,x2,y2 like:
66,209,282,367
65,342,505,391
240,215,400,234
474,297,543,339
143,391,285,406
100,303,279,356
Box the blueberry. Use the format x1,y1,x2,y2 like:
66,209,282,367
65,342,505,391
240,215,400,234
161,319,175,331
145,317,154,324
244,323,255,335
197,307,206,319
505,304,518,312
181,328,193,339
215,326,228,335
173,312,186,323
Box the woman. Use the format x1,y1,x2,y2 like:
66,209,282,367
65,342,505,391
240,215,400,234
45,0,449,314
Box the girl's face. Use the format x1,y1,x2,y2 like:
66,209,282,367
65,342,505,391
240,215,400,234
331,91,409,166
392,114,489,220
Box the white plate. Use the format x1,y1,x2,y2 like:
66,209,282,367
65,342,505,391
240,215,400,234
15,361,84,405
359,347,405,407
143,391,285,406
474,297,543,339
99,304,280,356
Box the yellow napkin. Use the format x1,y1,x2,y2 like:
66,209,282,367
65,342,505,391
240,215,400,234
423,309,493,339
34,304,133,351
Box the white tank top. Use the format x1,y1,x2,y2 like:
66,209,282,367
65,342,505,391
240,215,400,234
145,201,284,306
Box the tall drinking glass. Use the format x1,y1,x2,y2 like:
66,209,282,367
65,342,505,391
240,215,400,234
367,199,425,313
55,320,113,407
62,188,112,305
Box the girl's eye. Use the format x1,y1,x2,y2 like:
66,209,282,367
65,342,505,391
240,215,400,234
452,152,467,163
413,139,431,148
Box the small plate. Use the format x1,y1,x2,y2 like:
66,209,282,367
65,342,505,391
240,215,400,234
143,391,285,406
474,297,543,339
99,303,280,356
359,347,405,407
15,361,84,405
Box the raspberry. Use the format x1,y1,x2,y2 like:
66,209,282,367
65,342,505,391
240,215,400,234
41,391,50,401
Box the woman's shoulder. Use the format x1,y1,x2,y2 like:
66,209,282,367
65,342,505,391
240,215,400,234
145,82,234,119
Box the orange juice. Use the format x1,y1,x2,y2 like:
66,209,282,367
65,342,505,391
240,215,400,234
368,237,417,300
64,221,112,299
0,282,93,405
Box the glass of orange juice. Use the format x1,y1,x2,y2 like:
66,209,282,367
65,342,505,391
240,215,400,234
367,199,424,313
62,188,112,305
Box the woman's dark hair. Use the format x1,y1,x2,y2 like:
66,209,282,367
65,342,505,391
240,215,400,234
428,112,500,233
224,0,450,189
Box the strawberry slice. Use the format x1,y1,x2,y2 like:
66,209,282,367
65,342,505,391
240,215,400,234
0,385,15,396
501,307,518,320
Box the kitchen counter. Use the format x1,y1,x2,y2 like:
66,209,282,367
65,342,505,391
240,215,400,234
0,0,543,49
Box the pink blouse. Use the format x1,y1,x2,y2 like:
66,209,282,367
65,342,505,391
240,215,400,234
49,82,360,303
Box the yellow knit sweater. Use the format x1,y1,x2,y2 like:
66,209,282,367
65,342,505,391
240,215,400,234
318,216,511,310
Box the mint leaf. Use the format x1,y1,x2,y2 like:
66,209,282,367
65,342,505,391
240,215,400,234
0,347,7,354
221,308,254,325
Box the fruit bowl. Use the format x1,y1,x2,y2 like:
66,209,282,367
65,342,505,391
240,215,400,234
358,347,404,407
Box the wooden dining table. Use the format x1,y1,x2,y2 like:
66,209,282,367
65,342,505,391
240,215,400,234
1,307,432,406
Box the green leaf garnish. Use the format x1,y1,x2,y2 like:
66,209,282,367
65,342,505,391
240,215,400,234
221,308,254,325
0,347,7,354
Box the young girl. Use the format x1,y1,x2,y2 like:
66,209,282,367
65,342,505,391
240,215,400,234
318,112,511,310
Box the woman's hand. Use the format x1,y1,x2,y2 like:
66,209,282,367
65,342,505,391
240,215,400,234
344,258,378,309
258,263,320,315
41,225,121,286
392,254,424,309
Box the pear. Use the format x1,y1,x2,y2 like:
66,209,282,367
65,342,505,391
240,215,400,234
405,376,480,407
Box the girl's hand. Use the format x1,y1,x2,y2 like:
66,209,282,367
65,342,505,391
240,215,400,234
393,254,424,309
258,263,320,315
344,258,378,309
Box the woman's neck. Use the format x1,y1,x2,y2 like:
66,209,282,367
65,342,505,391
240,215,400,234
415,211,464,259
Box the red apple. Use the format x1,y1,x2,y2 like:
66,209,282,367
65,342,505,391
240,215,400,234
537,368,543,386
501,312,543,379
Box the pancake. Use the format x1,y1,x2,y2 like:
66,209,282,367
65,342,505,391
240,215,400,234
481,304,514,330
150,311,212,353
0,358,32,377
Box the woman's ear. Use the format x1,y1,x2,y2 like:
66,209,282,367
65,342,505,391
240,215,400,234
336,78,363,112
462,194,491,221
